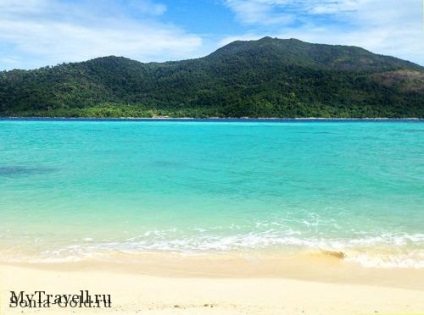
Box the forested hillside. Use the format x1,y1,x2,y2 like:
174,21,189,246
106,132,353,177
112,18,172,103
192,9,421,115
1,37,423,118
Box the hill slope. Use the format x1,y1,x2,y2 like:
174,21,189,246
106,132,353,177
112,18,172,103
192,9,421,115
1,37,423,118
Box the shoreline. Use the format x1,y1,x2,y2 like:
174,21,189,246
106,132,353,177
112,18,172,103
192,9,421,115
1,258,424,315
2,250,424,289
1,116,423,121
2,119,423,314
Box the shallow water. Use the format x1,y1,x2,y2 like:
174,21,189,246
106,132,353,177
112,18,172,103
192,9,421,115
0,119,423,268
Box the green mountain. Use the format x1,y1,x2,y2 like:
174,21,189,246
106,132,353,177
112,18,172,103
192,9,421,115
1,37,424,118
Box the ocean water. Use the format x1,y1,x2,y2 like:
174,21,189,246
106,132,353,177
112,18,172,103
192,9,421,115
0,119,423,268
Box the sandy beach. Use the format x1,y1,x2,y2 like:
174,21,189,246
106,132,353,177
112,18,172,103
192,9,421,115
2,120,424,315
1,253,423,315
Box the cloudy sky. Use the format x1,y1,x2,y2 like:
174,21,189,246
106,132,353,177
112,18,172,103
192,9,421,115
0,0,423,70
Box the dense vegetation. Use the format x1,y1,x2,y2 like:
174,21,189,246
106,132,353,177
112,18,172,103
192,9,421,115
1,37,424,118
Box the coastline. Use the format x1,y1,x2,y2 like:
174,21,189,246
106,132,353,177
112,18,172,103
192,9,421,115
1,255,424,315
0,116,423,121
2,119,424,314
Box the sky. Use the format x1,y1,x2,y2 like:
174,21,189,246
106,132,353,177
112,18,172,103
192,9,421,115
0,0,423,70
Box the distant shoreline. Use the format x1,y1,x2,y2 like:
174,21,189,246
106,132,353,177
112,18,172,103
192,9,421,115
1,116,423,122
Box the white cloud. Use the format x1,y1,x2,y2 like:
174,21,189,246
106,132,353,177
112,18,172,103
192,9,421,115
128,0,167,16
225,0,295,25
224,0,363,25
0,0,50,13
309,0,361,14
1,0,423,70
0,0,202,70
222,0,424,66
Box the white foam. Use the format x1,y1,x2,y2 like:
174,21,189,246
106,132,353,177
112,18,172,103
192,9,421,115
23,228,424,268
346,252,424,269
4,223,424,269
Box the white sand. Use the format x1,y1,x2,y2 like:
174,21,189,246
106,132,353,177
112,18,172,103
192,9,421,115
1,257,423,315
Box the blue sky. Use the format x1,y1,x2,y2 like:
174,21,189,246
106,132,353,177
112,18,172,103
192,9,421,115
0,0,423,70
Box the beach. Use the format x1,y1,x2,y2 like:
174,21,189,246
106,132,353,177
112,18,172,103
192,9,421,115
1,254,424,315
1,120,424,314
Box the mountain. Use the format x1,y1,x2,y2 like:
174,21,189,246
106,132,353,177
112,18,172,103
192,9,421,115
1,37,423,118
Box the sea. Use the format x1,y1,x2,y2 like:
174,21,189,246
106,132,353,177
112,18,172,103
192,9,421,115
0,119,423,268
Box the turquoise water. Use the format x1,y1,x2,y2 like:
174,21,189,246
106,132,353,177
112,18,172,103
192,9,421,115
0,119,423,267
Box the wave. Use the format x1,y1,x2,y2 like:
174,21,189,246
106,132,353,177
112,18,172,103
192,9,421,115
9,229,420,269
